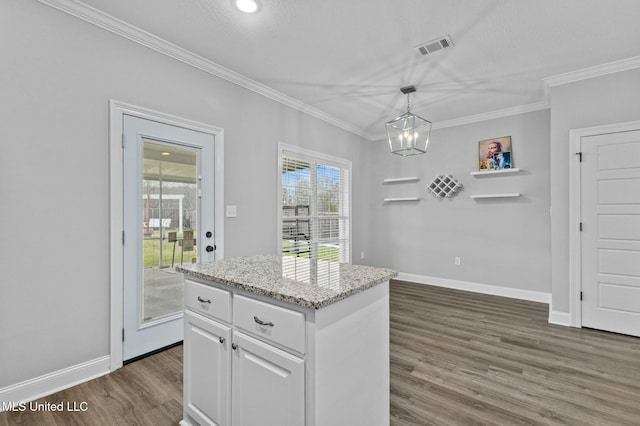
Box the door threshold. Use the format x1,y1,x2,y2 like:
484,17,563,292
123,341,183,365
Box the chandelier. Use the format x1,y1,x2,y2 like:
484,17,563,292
385,85,432,156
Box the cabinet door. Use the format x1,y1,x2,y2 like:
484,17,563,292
232,331,304,426
184,310,231,426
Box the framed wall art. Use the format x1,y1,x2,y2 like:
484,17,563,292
478,136,512,171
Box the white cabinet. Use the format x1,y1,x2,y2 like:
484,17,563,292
233,294,305,354
182,277,390,426
231,332,304,426
183,310,231,426
182,280,305,426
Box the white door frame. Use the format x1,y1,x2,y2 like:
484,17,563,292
109,100,225,371
568,119,640,328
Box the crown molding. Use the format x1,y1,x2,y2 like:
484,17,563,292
432,101,550,130
38,0,638,143
36,0,370,140
543,55,640,89
370,101,550,141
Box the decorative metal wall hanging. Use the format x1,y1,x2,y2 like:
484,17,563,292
427,175,462,198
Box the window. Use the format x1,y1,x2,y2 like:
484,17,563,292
278,144,351,273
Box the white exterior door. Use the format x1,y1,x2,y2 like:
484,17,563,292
123,114,216,361
580,129,640,337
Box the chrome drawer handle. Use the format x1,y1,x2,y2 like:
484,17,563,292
254,316,274,327
197,296,212,304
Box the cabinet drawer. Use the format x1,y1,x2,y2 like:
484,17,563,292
234,295,306,354
185,279,231,323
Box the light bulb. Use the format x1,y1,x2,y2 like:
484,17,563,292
235,0,258,13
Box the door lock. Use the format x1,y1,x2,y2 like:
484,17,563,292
206,231,212,238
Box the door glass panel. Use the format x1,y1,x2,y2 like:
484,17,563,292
142,139,198,324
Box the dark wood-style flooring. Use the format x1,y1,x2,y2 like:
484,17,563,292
390,280,640,426
0,346,183,426
2,280,640,425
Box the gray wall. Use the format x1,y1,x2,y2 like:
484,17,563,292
549,68,640,314
0,0,370,388
367,110,551,294
3,0,638,396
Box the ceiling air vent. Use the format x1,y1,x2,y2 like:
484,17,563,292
415,35,454,55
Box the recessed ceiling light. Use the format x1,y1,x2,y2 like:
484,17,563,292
161,152,171,156
235,0,258,13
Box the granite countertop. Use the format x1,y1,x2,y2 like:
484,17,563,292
176,254,397,309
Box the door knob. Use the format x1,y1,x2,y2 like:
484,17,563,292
206,245,214,252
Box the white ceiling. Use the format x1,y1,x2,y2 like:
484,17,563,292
63,0,640,140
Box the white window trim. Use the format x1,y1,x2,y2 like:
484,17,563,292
277,142,352,263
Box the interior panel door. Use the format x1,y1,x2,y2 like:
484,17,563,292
581,129,640,337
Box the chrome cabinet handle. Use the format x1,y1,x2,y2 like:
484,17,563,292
197,296,211,304
232,343,238,350
254,316,274,327
219,336,225,344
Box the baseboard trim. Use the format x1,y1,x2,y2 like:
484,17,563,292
548,310,572,327
0,356,110,410
395,272,552,304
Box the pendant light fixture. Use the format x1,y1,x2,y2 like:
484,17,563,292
385,85,432,156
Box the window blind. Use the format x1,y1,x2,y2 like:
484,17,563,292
280,146,351,285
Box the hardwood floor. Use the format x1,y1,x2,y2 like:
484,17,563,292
0,346,183,426
2,280,640,425
390,280,640,426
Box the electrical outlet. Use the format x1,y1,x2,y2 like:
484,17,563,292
454,256,461,265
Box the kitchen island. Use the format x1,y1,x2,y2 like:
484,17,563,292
176,254,397,426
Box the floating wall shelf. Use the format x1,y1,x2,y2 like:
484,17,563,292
470,193,521,199
383,197,421,202
382,177,420,184
470,168,520,176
